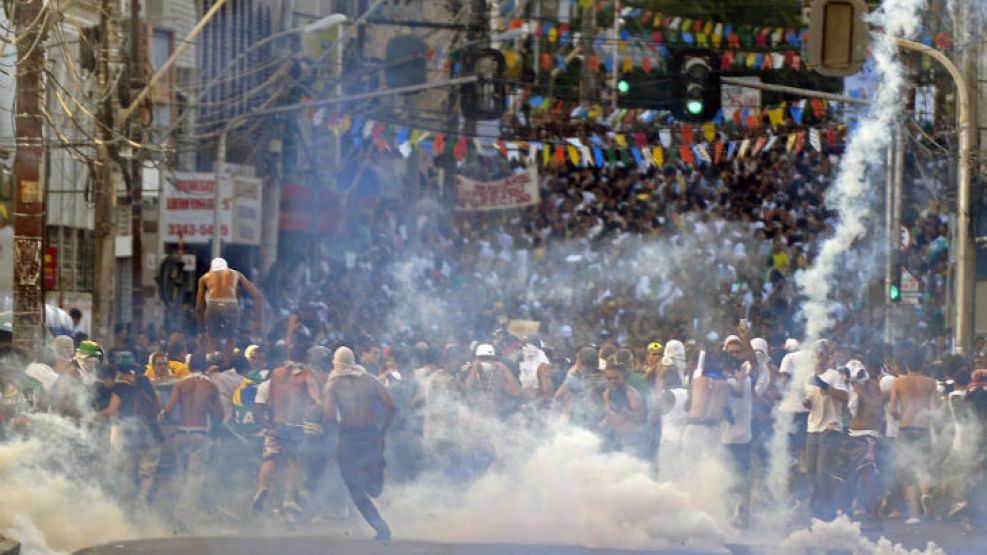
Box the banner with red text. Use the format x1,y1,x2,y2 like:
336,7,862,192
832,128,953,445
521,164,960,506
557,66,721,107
455,167,539,212
161,172,262,245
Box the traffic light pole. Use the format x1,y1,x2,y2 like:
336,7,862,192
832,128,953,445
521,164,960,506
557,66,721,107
719,77,870,106
886,38,974,355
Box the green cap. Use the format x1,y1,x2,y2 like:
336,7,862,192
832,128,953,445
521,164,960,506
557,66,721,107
76,340,103,358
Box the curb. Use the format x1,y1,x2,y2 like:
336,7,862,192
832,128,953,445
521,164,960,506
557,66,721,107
0,536,18,555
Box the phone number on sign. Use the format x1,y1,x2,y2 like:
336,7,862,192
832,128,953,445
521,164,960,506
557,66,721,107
167,224,228,237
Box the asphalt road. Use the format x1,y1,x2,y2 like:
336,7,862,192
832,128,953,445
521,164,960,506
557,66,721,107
71,522,987,555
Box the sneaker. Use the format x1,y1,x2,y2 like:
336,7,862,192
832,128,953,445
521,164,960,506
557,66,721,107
948,501,968,518
904,517,921,525
250,488,269,516
886,509,901,520
282,501,304,515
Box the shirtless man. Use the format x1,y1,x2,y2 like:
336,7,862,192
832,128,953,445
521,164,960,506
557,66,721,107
194,257,265,351
889,346,938,524
252,342,320,515
160,355,224,523
836,360,885,529
322,347,394,542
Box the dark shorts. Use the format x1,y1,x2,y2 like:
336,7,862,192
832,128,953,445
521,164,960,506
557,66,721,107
789,412,809,452
338,426,385,498
263,424,305,461
205,300,240,339
836,435,880,480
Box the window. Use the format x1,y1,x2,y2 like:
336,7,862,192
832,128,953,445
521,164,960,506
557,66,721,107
151,29,173,71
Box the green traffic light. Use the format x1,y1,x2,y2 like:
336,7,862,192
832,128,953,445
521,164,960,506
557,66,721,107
617,79,630,94
687,100,704,114
889,284,900,301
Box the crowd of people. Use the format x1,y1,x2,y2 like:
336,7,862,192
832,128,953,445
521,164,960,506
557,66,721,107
0,146,980,545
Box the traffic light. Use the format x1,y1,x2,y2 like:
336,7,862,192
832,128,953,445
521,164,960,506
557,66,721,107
889,263,902,303
807,0,869,77
461,48,507,120
671,49,720,122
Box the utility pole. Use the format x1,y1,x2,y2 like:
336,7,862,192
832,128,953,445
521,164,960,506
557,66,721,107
12,0,48,355
129,0,146,331
92,0,121,344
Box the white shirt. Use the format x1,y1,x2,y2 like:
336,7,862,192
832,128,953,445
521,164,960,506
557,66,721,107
778,350,816,413
722,375,752,444
660,388,690,445
254,380,271,405
805,368,848,433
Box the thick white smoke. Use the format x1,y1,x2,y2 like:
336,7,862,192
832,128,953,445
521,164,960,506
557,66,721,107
0,415,151,555
384,423,731,552
795,0,925,341
779,515,944,555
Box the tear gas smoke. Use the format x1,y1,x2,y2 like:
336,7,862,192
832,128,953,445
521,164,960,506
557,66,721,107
794,0,925,342
0,414,151,555
779,515,944,555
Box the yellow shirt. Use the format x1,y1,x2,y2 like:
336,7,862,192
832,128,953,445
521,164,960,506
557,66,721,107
145,360,191,380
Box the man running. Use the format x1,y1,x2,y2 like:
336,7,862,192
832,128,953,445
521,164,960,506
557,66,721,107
160,354,224,525
195,257,265,350
322,347,394,542
252,342,320,515
889,346,938,524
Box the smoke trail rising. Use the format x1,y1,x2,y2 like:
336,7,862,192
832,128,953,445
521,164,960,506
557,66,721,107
795,0,924,342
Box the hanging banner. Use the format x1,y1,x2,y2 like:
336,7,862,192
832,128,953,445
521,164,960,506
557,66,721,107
455,167,539,212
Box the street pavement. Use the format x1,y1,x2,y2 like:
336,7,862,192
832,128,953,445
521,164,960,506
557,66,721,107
71,521,987,555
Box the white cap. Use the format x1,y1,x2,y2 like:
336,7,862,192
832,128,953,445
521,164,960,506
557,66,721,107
723,335,741,348
846,359,867,380
210,257,229,272
475,344,496,358
333,346,355,366
751,338,769,354
784,338,800,352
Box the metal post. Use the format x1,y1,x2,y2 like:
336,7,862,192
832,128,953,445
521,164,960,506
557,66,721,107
130,0,145,330
611,1,620,109
884,124,897,343
212,130,230,260
12,0,48,354
892,38,974,354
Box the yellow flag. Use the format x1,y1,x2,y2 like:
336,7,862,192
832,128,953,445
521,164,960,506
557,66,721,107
786,133,797,153
703,122,716,141
768,108,785,127
681,18,693,32
746,53,757,68
703,21,714,35
568,145,580,165
542,144,551,166
548,27,558,44
589,105,604,119
339,114,351,134
619,40,627,54
653,146,664,166
615,134,628,148
622,56,633,72
653,12,663,28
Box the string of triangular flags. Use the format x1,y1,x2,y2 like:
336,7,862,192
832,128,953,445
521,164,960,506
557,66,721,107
520,97,832,131
306,107,847,169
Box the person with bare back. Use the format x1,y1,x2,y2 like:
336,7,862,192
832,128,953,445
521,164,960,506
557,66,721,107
195,257,265,350
322,346,394,542
889,346,938,524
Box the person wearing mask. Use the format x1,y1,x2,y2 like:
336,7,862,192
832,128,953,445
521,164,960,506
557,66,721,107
322,346,394,542
97,351,164,506
802,340,848,521
519,336,553,401
659,339,688,388
195,257,265,351
889,346,938,524
835,360,885,529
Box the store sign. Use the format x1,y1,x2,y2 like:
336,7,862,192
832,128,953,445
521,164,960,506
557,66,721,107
455,167,539,212
161,173,262,245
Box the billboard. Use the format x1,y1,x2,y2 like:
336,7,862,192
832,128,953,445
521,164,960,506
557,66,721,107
161,172,262,245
